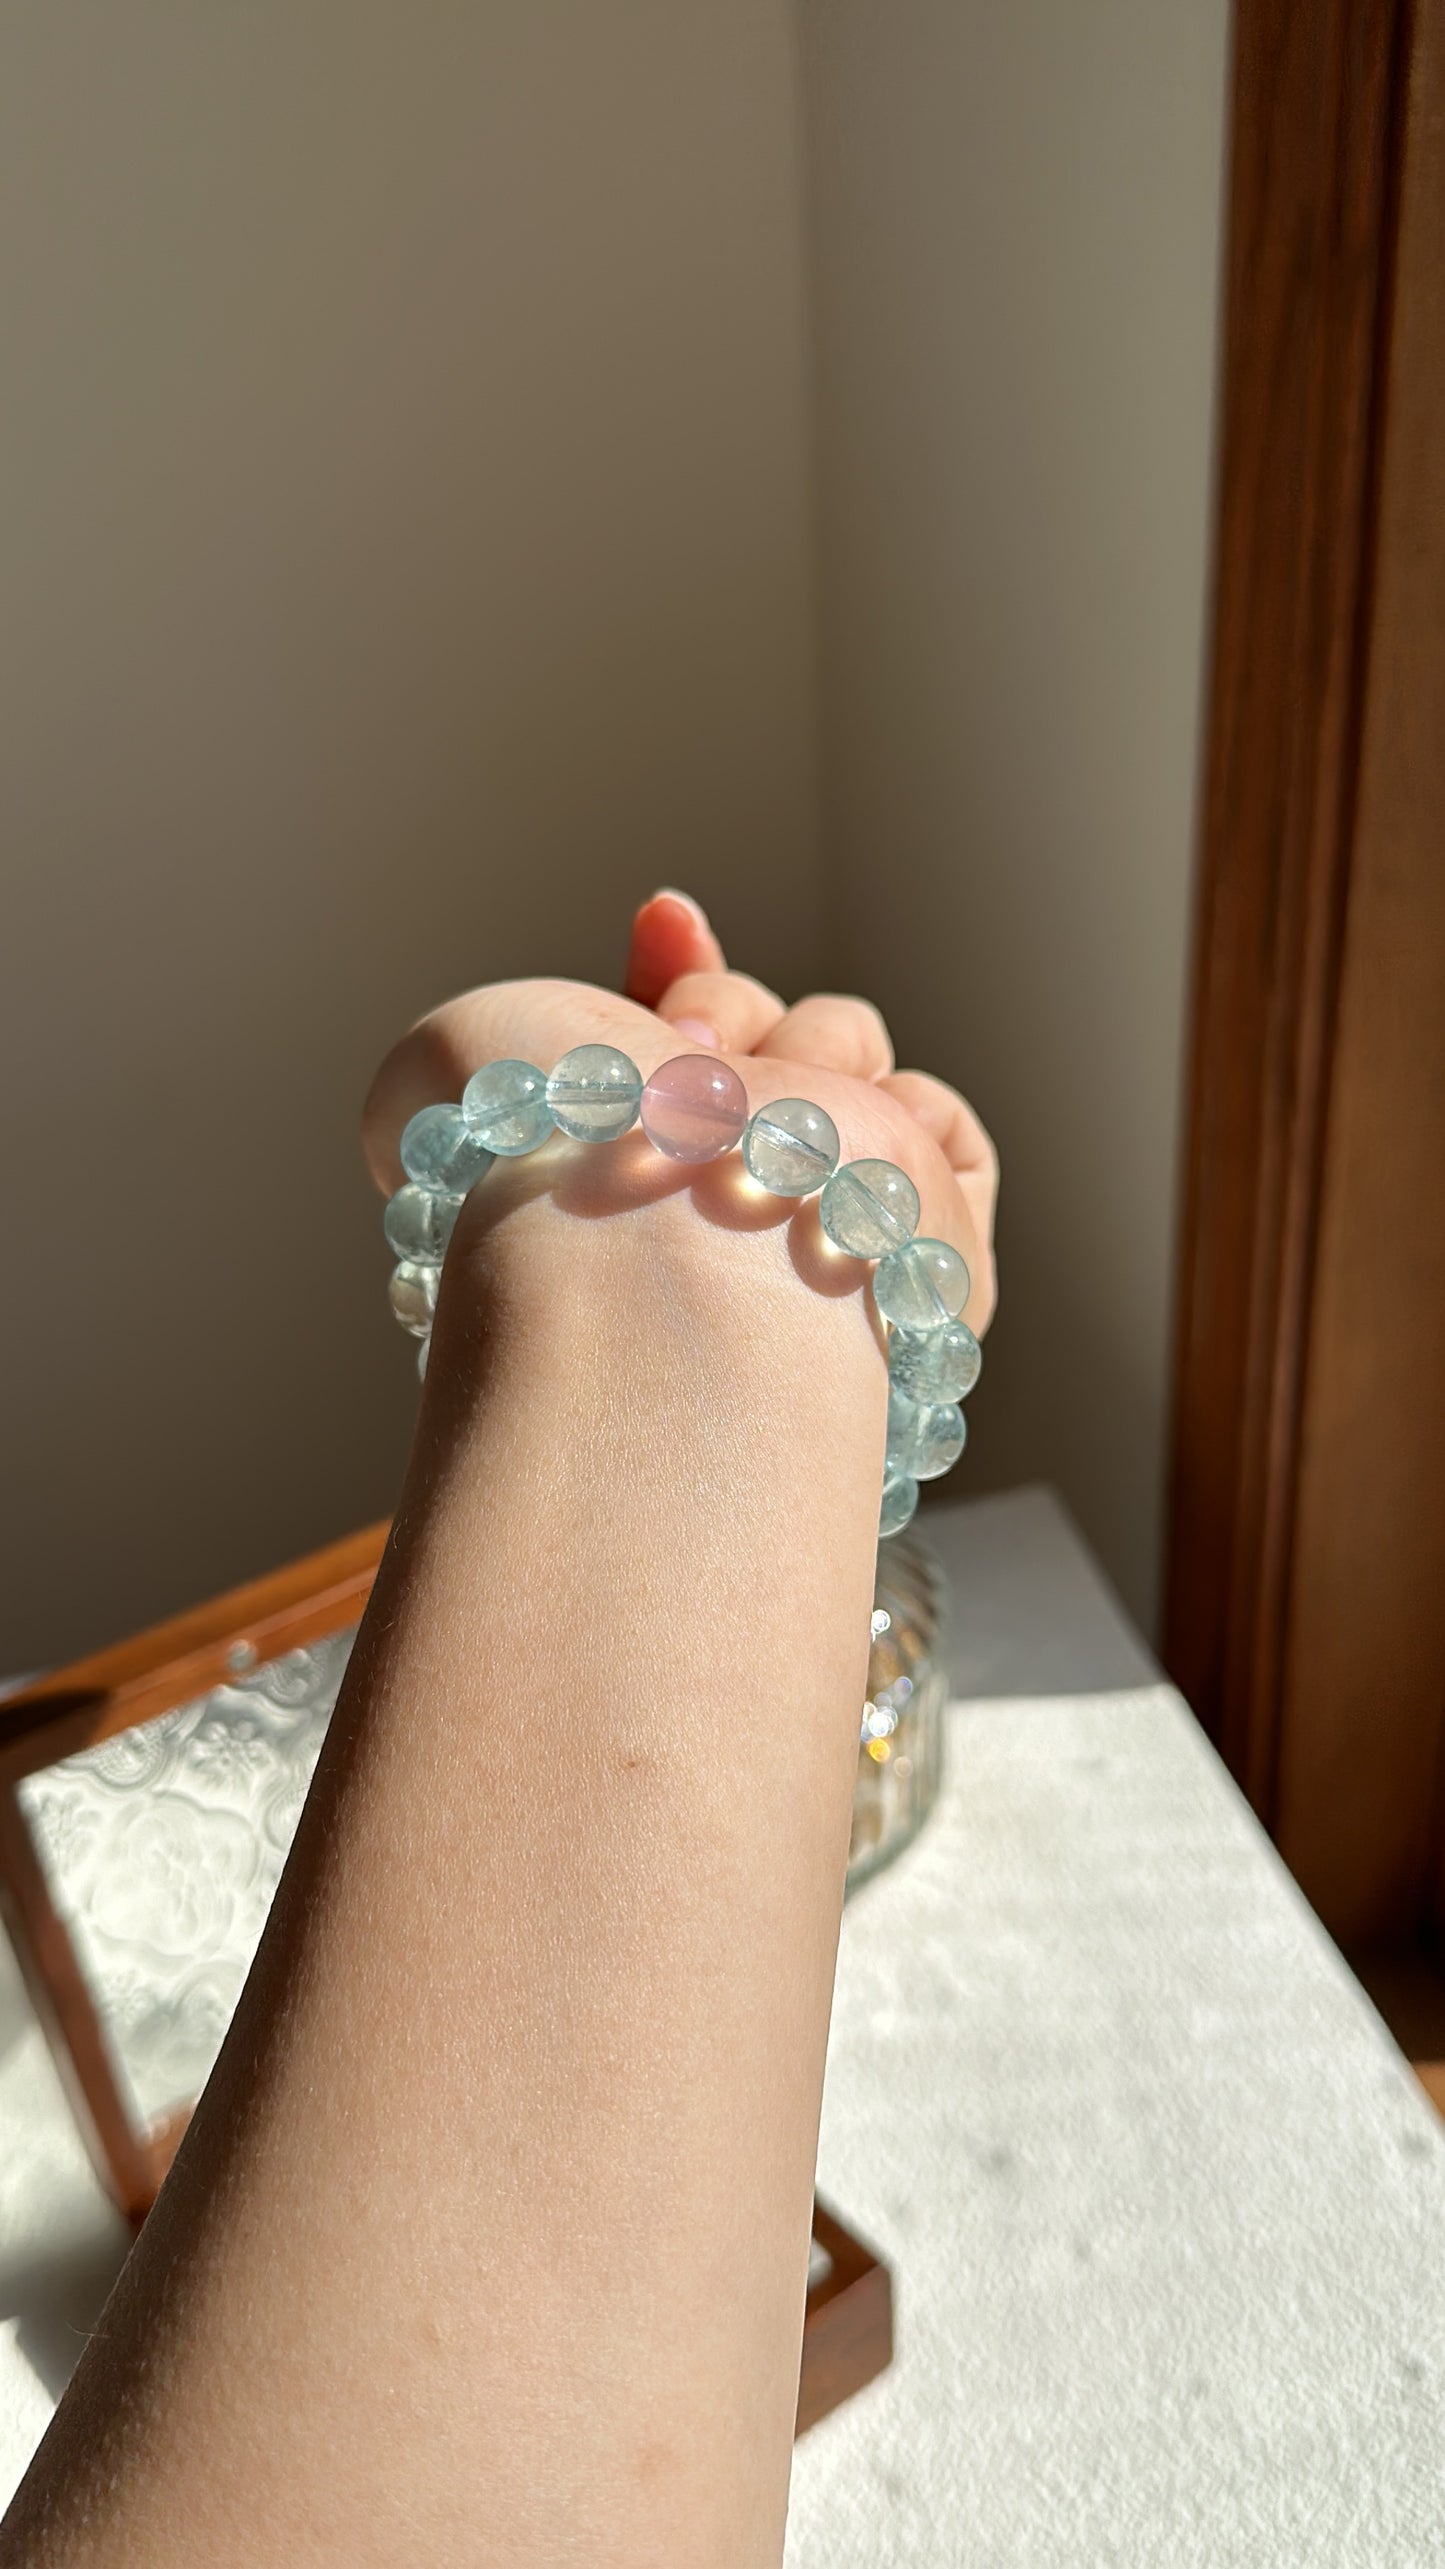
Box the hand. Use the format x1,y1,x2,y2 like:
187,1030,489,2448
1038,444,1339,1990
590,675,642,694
364,890,998,1332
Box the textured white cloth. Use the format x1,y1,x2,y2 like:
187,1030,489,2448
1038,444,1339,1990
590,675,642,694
785,1689,1445,2566
2,1648,1443,2549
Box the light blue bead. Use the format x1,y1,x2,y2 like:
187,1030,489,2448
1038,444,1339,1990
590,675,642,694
885,1385,921,1467
461,1058,555,1156
873,1236,970,1330
743,1098,840,1196
545,1044,643,1142
400,1104,495,1196
889,1319,982,1404
879,1468,919,1538
388,1259,438,1337
819,1159,920,1258
383,1185,460,1266
889,1398,966,1481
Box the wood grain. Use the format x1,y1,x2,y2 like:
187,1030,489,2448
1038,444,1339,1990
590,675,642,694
1273,1,1445,1940
1163,0,1413,1814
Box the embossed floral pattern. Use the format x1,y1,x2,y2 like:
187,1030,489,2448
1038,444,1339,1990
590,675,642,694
19,1633,354,2127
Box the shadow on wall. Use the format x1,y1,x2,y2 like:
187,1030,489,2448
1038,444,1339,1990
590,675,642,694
0,2,820,1668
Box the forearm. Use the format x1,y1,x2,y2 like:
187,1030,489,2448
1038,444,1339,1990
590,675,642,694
5,1190,885,2566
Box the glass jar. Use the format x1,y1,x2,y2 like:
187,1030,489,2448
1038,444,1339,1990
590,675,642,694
847,1531,948,1893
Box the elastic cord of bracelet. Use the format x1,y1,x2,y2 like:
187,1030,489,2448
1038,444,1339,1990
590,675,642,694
381,1046,982,1541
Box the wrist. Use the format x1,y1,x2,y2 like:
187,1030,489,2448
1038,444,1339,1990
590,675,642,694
393,1176,888,1632
437,1152,886,1405
380,1056,983,1570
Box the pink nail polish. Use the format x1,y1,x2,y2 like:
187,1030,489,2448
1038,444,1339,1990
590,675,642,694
669,1015,720,1050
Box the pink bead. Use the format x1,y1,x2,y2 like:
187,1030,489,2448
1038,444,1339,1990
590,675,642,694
640,1054,748,1163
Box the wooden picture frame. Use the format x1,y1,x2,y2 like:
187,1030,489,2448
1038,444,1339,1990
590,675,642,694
0,1524,389,2223
0,1525,892,2432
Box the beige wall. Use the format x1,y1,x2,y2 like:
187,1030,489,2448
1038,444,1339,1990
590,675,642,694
798,0,1229,1628
0,4,819,1665
1,5,1228,1668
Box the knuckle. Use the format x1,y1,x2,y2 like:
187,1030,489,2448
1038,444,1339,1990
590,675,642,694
660,971,727,1012
813,994,894,1068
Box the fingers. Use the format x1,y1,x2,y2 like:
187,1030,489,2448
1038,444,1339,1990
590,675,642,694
654,969,787,1056
633,903,898,1085
877,1071,996,1189
363,979,658,1194
364,983,997,1329
631,893,786,1052
877,1069,999,1327
760,994,895,1083
624,890,725,1008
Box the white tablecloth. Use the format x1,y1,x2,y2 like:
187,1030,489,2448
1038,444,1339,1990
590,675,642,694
4,1494,1443,2557
786,1687,1445,2565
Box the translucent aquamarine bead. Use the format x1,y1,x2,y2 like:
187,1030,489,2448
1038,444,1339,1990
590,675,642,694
461,1058,555,1156
416,1333,430,1381
873,1236,970,1330
545,1044,643,1142
819,1159,920,1259
888,1319,982,1404
743,1098,840,1196
885,1385,922,1468
383,1184,460,1266
889,1397,966,1481
389,1260,439,1337
640,1054,748,1162
879,1467,919,1538
400,1103,495,1196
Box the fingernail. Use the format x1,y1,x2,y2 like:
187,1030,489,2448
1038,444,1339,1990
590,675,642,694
651,887,711,927
669,1015,720,1050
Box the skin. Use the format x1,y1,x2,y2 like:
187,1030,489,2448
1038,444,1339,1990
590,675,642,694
1,895,996,2568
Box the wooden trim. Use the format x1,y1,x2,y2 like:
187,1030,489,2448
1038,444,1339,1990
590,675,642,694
0,1521,389,1784
796,2201,893,2434
1272,0,1445,1940
0,1788,156,2222
1163,0,1413,1812
1418,2064,1445,2121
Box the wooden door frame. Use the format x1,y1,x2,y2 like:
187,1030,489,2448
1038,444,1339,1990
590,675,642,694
1163,0,1415,1813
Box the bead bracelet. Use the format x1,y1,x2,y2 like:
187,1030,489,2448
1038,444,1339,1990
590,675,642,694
382,1046,982,1541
